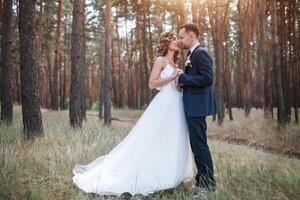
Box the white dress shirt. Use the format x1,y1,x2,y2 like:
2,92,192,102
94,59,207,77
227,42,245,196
189,42,200,55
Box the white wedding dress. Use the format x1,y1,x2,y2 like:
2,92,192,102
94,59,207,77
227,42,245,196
72,63,196,197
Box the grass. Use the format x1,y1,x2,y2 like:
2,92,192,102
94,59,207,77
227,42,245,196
100,107,300,156
207,108,300,157
0,106,299,200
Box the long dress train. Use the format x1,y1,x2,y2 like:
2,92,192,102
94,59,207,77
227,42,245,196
72,64,196,196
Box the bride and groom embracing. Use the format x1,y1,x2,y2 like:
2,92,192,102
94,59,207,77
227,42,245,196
72,23,217,198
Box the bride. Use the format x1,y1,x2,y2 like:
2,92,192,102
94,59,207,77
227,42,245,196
72,32,196,197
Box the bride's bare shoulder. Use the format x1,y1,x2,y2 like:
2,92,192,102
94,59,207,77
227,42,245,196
154,56,165,63
153,56,166,69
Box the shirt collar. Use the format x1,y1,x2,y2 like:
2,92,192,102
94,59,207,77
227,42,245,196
189,42,200,55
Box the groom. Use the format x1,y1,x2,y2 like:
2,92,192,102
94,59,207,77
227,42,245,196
177,23,217,194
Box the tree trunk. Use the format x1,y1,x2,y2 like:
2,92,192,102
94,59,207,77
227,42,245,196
0,0,13,124
18,0,44,136
46,43,52,108
36,0,43,106
103,0,112,125
270,0,286,128
60,23,68,109
99,39,104,119
142,0,151,104
69,0,85,128
115,19,125,108
264,44,273,119
44,1,54,108
215,36,225,125
80,2,86,120
111,31,117,106
237,0,253,117
207,0,230,125
278,0,291,123
125,5,134,108
292,0,299,123
52,0,62,110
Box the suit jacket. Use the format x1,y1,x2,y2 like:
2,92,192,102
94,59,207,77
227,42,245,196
178,45,217,117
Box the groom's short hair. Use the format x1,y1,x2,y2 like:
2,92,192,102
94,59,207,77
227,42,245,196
180,23,200,37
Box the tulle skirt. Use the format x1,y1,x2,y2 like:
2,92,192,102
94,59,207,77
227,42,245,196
72,88,196,196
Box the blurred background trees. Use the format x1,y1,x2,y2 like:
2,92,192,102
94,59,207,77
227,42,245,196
0,0,299,131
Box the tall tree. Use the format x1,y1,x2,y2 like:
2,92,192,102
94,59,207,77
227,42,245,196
270,0,286,128
141,0,151,103
60,20,69,110
0,0,13,124
124,1,134,108
18,0,44,136
207,0,230,125
43,0,55,108
103,0,112,125
237,0,255,117
69,0,85,128
80,2,86,120
290,0,299,123
36,0,44,106
256,0,273,119
278,0,291,123
115,17,125,107
52,0,62,110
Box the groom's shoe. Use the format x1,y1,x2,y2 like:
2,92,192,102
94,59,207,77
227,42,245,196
191,185,208,199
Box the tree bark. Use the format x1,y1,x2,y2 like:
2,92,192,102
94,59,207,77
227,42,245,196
207,0,230,125
278,0,291,123
115,18,125,107
52,0,62,110
60,21,69,110
36,0,43,106
69,0,85,128
237,0,253,117
80,2,86,120
270,0,286,128
142,0,151,103
103,0,112,125
1,0,13,124
18,0,44,136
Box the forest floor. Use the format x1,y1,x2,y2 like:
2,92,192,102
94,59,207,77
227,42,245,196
0,106,299,200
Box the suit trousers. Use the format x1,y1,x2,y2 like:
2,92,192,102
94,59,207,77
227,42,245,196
186,116,215,188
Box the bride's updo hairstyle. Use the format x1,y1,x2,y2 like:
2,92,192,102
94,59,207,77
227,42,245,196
156,32,180,65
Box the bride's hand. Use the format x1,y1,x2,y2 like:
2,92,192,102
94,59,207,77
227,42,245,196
170,69,180,80
176,68,184,74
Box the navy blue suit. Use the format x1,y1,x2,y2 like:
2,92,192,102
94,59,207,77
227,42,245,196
178,45,217,188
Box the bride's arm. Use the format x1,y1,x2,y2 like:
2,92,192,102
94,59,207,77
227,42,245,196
149,57,178,90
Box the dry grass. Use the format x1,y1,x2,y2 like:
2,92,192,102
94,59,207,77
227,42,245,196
94,107,300,157
0,106,299,200
206,108,300,157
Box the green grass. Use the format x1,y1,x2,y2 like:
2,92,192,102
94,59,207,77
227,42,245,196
0,107,299,200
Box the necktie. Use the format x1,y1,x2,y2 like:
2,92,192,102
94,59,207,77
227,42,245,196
187,50,191,56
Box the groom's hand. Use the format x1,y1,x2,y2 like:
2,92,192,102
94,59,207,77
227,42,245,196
176,69,184,88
